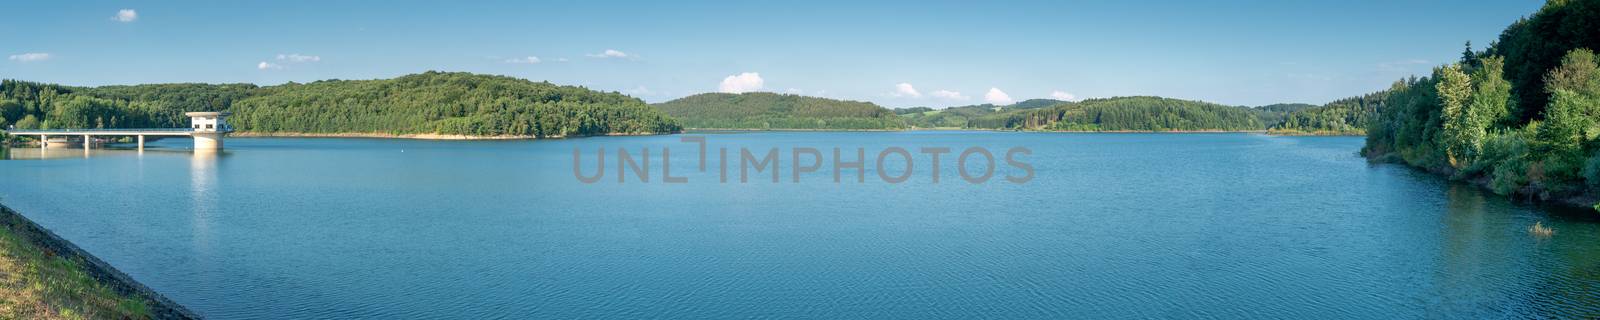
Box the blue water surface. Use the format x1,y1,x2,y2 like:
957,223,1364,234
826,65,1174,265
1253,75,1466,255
1,132,1597,319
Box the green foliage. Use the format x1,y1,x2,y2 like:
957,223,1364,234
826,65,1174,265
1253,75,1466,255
1364,0,1600,205
1530,49,1600,189
654,92,905,130
1476,130,1533,194
1009,99,1069,110
13,115,40,130
893,107,935,115
1438,64,1482,167
229,72,678,136
1365,73,1446,169
1251,103,1316,128
896,101,1062,129
968,96,1264,131
0,72,680,137
1273,93,1386,135
1494,0,1600,121
1470,56,1518,128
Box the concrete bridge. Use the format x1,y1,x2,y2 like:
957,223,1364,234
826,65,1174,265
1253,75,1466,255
4,112,233,151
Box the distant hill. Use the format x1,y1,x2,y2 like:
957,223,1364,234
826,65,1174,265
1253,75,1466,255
653,92,906,130
1010,99,1068,110
967,96,1265,131
896,99,1067,128
0,72,681,138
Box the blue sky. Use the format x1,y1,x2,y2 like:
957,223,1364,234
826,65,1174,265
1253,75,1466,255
0,0,1544,108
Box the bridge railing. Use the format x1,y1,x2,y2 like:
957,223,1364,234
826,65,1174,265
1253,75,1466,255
4,128,196,134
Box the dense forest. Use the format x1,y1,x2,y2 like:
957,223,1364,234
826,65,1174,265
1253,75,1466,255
895,99,1064,128
1362,0,1600,208
653,92,906,130
1270,93,1387,135
1250,103,1317,129
0,72,680,137
966,96,1266,131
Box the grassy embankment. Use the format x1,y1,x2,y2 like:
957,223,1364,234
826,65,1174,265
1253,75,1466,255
0,220,151,319
0,203,199,319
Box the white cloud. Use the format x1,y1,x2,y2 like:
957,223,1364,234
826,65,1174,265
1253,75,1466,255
113,9,137,22
587,49,630,59
257,61,282,70
786,88,804,94
985,88,1014,105
556,58,570,62
931,90,968,101
1050,90,1078,101
8,53,50,62
276,53,321,63
892,83,922,98
503,56,541,64
718,72,765,93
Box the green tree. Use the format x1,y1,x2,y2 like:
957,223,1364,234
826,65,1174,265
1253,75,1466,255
1438,64,1478,168
13,114,39,129
1469,56,1517,128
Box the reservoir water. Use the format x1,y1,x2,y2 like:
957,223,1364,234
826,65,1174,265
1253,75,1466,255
1,132,1597,318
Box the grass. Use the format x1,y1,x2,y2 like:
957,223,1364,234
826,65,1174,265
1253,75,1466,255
1528,221,1556,238
0,221,153,319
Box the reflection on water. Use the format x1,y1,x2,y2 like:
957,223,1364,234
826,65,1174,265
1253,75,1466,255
1431,181,1600,317
190,151,218,257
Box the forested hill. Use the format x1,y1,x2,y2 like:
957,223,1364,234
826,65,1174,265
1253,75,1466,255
966,96,1266,131
652,92,906,130
1269,93,1385,135
230,72,679,136
1360,0,1600,208
895,99,1064,128
0,71,680,137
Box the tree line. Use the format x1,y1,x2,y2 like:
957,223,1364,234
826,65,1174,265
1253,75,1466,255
653,92,906,130
1363,0,1600,206
0,71,680,137
967,96,1265,131
895,99,1064,129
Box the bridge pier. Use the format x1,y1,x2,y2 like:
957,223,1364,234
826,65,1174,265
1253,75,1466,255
192,132,223,151
5,111,230,153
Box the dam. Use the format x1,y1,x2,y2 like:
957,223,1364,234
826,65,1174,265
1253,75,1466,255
4,112,233,151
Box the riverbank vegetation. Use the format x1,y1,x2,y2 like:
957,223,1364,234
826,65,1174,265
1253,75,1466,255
966,96,1267,131
653,92,905,130
1269,93,1386,135
1362,0,1600,209
0,72,681,138
0,214,152,319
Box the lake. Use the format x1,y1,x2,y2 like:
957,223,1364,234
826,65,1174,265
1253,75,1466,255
1,132,1597,318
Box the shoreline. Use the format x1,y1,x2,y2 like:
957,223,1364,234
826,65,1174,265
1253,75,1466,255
1366,152,1600,212
1265,129,1367,137
687,128,1297,134
0,203,199,319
